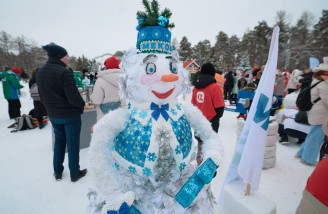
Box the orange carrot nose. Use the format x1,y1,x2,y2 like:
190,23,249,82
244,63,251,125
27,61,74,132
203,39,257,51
161,74,179,82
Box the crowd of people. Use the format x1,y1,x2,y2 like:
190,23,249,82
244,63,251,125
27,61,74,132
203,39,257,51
217,62,328,166
1,42,327,212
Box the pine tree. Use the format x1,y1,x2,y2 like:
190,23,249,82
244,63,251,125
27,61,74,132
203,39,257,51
75,55,90,71
240,30,257,67
213,31,232,70
289,11,315,69
178,36,192,61
229,35,241,69
192,39,212,66
275,10,291,68
253,21,272,66
312,10,328,59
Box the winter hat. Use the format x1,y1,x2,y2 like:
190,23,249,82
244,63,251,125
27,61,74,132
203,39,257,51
136,0,174,54
252,66,260,72
313,57,328,72
11,66,21,75
200,63,216,76
104,56,121,69
42,43,68,60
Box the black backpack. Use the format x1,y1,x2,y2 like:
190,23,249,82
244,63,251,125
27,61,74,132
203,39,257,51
296,80,323,111
11,114,36,133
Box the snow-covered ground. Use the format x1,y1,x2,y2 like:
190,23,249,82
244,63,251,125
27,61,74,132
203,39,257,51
0,81,315,214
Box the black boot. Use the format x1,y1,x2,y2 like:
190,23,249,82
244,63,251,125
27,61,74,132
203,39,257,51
71,169,87,182
39,122,44,129
279,137,288,143
38,118,44,129
296,139,305,145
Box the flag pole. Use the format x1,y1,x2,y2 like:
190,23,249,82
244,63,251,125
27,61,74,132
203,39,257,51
245,183,251,196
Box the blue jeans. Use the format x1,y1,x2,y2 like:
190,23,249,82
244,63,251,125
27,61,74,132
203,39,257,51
51,116,81,178
297,125,325,164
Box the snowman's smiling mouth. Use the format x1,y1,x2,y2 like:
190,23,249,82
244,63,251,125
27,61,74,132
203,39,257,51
152,87,175,99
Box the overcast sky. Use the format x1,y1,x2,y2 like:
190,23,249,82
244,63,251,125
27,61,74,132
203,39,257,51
1,0,327,59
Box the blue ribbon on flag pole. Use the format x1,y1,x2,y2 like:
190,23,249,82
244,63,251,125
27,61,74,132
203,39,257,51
150,102,170,121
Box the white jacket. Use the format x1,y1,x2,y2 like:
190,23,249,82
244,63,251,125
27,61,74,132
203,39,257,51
308,78,328,125
91,69,122,121
286,69,303,90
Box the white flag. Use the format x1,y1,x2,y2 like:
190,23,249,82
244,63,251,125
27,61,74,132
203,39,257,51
220,26,280,195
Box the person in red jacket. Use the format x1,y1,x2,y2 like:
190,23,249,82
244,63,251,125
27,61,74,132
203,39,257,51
191,62,225,165
296,122,328,214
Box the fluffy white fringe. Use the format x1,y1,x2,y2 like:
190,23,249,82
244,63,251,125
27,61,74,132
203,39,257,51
88,108,130,202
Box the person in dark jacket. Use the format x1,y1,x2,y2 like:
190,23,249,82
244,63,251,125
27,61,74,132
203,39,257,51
191,62,225,165
298,69,313,91
36,43,87,182
29,68,48,129
1,66,24,119
223,70,234,100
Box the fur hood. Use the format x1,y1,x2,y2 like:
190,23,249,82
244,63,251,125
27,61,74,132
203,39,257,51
96,69,121,86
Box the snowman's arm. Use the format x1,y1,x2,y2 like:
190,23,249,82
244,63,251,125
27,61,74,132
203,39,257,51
182,103,224,166
88,108,134,210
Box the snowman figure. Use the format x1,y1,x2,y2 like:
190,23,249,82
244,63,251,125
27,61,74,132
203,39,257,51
88,1,223,213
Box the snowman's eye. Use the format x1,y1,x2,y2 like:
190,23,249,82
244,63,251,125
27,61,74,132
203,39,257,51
146,63,156,74
170,62,178,74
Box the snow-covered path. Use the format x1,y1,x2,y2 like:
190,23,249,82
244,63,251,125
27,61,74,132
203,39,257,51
0,82,315,213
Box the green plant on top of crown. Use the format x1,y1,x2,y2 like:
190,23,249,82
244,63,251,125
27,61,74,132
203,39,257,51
137,0,175,29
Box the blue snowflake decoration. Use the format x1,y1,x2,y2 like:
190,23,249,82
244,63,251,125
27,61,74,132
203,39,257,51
139,110,148,119
170,109,177,116
114,119,152,167
142,167,152,176
130,108,137,116
175,145,182,155
179,162,186,171
147,152,157,161
170,115,192,158
127,103,131,109
129,166,137,174
176,104,182,111
114,162,120,171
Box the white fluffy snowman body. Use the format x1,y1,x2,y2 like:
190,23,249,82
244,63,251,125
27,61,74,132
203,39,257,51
88,49,223,214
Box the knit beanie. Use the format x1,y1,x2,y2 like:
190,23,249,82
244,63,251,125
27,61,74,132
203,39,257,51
200,63,216,76
104,56,121,69
42,43,68,60
11,66,22,75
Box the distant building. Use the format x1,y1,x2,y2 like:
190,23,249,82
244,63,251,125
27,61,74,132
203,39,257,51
183,59,200,74
183,59,200,85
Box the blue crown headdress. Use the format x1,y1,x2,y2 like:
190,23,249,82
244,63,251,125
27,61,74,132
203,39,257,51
136,0,175,54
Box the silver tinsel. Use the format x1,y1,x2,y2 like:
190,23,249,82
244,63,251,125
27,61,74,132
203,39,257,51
154,126,177,183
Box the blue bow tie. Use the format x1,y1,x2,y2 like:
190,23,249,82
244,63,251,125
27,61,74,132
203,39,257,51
107,202,130,214
150,102,170,121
